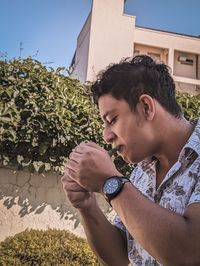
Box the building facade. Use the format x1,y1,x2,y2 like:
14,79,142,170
71,0,200,95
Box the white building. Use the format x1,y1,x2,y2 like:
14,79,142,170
71,0,200,95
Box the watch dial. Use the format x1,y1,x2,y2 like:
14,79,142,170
104,178,119,194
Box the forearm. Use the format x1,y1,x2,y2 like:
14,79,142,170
79,201,129,266
112,183,194,266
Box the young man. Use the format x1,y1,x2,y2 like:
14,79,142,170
61,55,200,266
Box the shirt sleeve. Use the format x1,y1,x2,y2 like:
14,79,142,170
188,174,200,205
113,214,126,232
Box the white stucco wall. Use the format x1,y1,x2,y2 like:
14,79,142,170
135,27,200,55
71,13,91,82
87,0,136,81
0,166,113,242
135,27,200,79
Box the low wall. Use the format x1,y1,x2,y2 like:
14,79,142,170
0,166,114,242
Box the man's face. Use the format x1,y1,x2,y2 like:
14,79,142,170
98,94,156,164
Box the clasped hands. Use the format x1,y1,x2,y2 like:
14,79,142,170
63,142,120,193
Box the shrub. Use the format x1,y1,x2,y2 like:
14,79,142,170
176,91,200,120
0,229,100,265
0,57,103,174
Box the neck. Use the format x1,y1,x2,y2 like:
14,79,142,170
154,116,195,172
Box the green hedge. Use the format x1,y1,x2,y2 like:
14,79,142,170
176,91,200,120
0,57,199,176
0,229,100,265
0,57,104,174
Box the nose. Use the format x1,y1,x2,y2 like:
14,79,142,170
103,126,115,144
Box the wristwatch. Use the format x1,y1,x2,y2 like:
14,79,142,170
102,176,130,205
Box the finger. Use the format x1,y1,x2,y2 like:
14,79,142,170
66,158,80,172
62,179,87,192
61,173,75,183
67,185,88,193
67,191,91,206
71,147,83,155
64,163,74,178
72,141,89,152
69,152,83,163
62,173,81,187
64,167,77,181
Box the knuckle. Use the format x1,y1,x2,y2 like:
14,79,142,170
85,150,92,157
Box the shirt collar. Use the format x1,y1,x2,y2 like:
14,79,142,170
183,118,200,157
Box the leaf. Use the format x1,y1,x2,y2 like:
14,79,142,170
17,155,24,164
39,143,48,155
33,161,44,172
38,164,45,174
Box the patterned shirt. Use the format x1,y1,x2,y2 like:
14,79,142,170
113,118,200,266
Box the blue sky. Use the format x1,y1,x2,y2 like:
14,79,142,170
1,0,200,69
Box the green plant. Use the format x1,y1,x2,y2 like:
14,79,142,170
0,57,103,173
176,91,200,120
0,229,100,265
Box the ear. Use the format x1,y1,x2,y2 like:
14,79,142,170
138,94,155,121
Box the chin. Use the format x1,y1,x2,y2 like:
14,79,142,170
126,155,141,164
119,149,135,164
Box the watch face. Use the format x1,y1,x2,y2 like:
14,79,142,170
103,177,119,194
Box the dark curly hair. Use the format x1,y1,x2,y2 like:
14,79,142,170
91,55,182,118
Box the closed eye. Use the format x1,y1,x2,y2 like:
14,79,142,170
108,116,117,125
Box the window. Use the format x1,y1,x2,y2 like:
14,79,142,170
178,55,194,65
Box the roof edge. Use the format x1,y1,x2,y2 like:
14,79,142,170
136,25,200,40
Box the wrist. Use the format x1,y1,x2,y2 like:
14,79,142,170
78,195,98,214
79,202,101,222
102,176,130,206
110,181,131,206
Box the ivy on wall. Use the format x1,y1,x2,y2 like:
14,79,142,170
0,57,199,175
